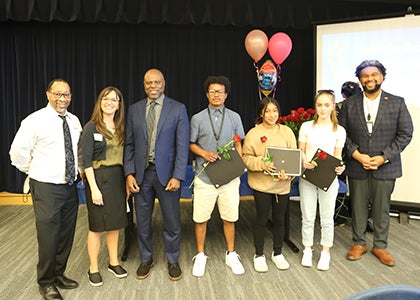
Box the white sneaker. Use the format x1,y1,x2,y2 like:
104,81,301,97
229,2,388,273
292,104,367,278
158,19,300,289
225,251,245,275
317,250,330,271
192,252,208,277
301,248,313,267
271,252,290,270
253,255,268,273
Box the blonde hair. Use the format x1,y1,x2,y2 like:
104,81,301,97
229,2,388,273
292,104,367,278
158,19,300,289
313,90,339,132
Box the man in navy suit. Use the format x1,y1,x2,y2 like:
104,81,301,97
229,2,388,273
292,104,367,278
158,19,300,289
339,60,413,267
124,68,190,280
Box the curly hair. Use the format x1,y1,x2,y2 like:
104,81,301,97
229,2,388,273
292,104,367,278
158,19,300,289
203,76,231,94
355,60,386,78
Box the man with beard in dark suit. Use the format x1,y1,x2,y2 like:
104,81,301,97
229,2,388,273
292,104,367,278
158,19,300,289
338,60,413,267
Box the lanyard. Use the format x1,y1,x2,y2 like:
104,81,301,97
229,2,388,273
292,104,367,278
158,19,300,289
207,107,225,146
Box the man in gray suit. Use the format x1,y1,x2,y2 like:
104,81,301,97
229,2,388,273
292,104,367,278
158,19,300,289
338,60,413,267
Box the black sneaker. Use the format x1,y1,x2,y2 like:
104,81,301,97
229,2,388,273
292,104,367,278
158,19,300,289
168,263,182,281
87,271,103,287
136,261,154,279
107,265,128,278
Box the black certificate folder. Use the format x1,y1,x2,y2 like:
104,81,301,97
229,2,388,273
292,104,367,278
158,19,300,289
205,149,247,188
301,148,344,191
266,147,302,176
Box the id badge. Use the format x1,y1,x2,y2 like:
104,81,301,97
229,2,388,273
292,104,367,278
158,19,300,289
93,133,103,141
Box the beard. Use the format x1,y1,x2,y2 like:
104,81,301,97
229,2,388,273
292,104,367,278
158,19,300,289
363,83,381,94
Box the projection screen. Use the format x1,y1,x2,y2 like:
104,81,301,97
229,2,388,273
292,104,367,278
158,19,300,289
316,14,420,204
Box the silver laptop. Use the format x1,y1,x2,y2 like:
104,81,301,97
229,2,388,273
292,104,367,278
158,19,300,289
265,147,302,176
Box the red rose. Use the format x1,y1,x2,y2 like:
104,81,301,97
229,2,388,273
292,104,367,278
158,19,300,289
260,136,268,143
302,111,311,119
307,108,316,115
317,150,327,160
233,134,241,143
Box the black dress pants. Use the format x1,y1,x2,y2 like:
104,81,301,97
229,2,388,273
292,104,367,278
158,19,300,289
30,179,78,286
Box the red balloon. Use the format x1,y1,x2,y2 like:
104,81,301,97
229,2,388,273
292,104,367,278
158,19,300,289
268,32,292,65
244,30,268,62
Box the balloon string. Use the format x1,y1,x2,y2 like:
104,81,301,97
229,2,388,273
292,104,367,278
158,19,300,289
253,61,259,71
254,61,262,101
271,64,281,99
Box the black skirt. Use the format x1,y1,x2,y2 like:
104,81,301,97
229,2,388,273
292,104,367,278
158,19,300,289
86,165,128,232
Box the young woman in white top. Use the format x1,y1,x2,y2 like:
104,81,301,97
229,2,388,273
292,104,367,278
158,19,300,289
298,90,346,271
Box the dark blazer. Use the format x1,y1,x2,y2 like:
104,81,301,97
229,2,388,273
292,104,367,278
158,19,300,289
80,121,107,168
339,91,413,180
124,96,190,186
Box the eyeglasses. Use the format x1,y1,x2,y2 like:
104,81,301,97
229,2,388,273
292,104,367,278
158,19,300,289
208,90,225,95
317,89,335,95
49,91,72,99
102,97,119,103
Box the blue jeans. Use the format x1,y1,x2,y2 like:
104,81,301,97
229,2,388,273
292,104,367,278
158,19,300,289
299,178,339,248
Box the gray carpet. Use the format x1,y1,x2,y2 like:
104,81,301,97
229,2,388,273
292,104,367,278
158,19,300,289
0,199,419,300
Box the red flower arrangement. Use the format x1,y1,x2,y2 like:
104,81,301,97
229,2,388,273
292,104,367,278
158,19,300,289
279,107,316,138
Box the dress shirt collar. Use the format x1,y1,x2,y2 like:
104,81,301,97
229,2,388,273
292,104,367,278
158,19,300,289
147,93,164,107
208,104,225,115
45,103,68,116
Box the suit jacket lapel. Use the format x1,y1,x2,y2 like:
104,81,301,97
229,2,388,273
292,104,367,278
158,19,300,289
371,93,388,136
139,100,148,139
355,96,370,136
156,96,170,137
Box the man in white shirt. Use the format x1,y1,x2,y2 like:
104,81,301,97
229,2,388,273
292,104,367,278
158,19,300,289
10,79,82,300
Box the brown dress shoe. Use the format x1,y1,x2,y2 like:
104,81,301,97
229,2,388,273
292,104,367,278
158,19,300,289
371,247,395,266
347,244,367,261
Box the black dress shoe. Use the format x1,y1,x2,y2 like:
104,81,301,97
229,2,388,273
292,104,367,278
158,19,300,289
55,274,79,289
168,263,182,281
39,284,63,300
136,260,154,279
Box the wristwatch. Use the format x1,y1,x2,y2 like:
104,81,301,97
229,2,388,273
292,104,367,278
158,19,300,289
382,154,389,164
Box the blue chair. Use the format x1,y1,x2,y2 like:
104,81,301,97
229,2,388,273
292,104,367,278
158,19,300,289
182,166,253,198
344,285,420,300
76,181,86,204
290,177,347,197
239,172,253,196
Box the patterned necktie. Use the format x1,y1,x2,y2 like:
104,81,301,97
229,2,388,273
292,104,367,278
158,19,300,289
147,101,157,139
59,115,75,184
146,101,157,162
